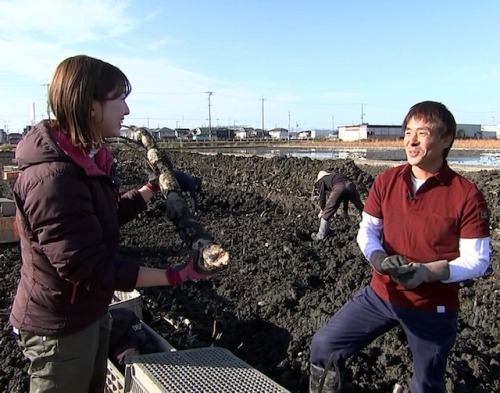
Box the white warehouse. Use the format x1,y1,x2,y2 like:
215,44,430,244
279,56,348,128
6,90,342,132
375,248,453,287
339,123,497,141
338,124,402,141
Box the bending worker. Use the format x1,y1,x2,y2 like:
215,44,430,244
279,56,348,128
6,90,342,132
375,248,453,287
311,170,364,241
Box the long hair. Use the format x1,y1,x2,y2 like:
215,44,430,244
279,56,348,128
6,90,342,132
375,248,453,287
48,55,131,149
402,101,456,158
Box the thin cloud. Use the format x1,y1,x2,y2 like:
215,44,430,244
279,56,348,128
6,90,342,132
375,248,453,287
146,37,179,51
0,0,136,43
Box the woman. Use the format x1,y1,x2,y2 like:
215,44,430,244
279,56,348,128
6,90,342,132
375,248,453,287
10,55,213,392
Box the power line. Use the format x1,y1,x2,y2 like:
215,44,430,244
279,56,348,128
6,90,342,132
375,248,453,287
0,84,46,87
132,91,206,95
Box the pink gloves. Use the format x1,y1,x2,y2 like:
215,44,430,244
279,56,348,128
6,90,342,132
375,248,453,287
145,174,160,194
165,253,212,285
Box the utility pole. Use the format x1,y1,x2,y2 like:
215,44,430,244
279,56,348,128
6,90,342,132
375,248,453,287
205,91,213,140
30,102,36,126
261,97,267,138
360,103,365,124
42,83,51,120
288,111,291,142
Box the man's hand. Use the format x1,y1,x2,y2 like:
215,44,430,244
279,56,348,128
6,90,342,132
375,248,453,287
370,251,408,275
391,260,450,289
317,209,324,219
380,254,409,274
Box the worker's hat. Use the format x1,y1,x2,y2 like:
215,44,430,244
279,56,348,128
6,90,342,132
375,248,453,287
315,170,330,184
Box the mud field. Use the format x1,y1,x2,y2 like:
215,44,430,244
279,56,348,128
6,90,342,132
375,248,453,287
0,148,498,393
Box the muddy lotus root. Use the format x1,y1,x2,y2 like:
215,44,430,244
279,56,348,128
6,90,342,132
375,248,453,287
196,242,229,272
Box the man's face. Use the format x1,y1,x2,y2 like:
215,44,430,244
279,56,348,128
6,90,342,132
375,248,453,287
404,116,452,178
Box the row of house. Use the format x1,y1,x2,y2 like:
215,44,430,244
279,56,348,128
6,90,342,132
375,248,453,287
0,129,23,144
121,123,499,143
2,122,499,145
119,126,337,142
120,126,286,141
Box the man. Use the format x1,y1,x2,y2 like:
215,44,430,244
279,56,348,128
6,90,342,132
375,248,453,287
309,101,491,392
173,169,203,212
311,171,364,241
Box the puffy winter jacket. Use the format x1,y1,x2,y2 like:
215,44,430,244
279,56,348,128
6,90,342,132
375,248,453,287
10,121,146,336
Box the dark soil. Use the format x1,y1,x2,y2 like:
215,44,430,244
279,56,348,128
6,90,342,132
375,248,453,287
0,149,498,393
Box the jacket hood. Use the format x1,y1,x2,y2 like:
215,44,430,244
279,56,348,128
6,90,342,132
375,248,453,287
15,121,63,170
15,121,113,177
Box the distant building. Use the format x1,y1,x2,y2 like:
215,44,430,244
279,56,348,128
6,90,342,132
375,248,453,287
254,129,270,139
192,127,214,141
175,128,191,140
7,133,23,145
338,124,402,141
153,127,176,141
213,127,235,140
234,130,247,140
338,123,496,141
268,128,288,140
297,130,312,139
310,129,334,139
120,127,135,140
481,125,500,139
456,124,482,139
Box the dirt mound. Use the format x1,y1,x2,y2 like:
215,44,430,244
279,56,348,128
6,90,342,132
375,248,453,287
0,149,498,392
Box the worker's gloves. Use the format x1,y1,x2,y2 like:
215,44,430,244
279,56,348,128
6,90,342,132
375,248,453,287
370,251,450,289
165,250,213,285
389,260,450,289
145,173,160,194
380,254,410,275
369,251,407,275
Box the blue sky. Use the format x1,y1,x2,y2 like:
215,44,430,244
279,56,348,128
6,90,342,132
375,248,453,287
1,0,499,133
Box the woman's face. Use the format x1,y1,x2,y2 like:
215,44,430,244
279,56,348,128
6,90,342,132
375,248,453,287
91,93,130,138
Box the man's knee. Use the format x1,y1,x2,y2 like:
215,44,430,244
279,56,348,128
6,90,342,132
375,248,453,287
311,329,335,366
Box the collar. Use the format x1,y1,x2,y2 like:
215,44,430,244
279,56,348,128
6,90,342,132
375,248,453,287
400,162,453,186
51,128,113,176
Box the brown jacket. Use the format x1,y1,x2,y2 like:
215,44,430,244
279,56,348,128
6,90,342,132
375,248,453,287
10,121,146,336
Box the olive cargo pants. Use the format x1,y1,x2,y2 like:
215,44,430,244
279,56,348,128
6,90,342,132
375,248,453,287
14,314,111,393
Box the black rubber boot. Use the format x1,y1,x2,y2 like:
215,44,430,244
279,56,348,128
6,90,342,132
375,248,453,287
311,218,330,241
309,363,343,393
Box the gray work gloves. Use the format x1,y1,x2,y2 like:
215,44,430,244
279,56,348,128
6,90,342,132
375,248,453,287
369,251,403,274
369,251,450,289
391,260,450,289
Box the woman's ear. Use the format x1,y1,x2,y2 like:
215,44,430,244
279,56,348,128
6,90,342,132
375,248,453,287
91,100,101,118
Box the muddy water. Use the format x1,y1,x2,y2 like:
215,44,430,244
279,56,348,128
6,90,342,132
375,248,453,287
183,147,500,168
